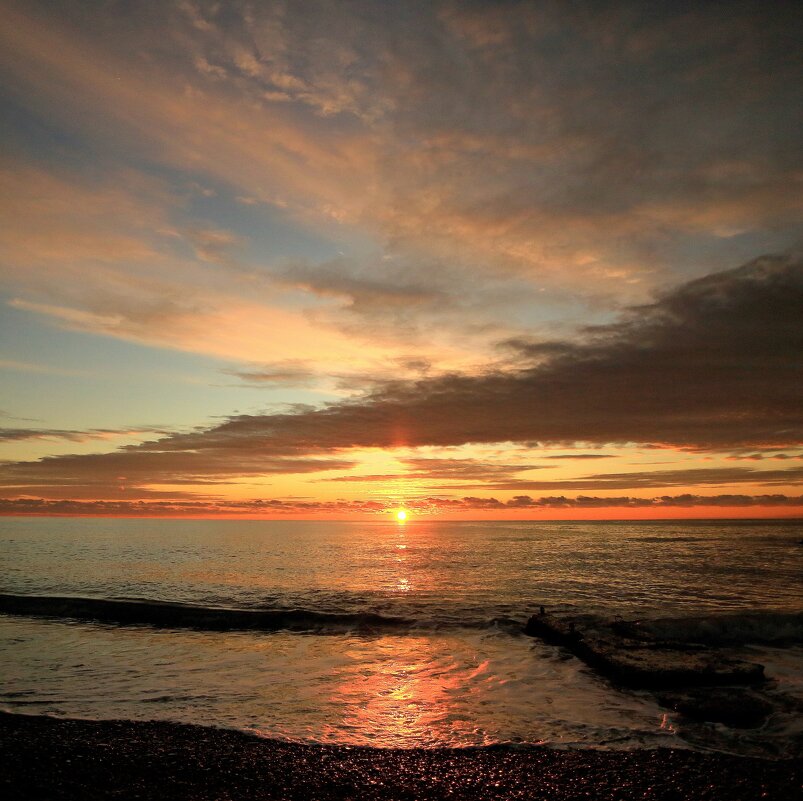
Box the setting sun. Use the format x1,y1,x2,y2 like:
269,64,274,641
396,510,407,522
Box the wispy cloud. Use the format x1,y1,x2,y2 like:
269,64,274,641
0,426,168,444
542,453,613,460
434,466,803,492
325,457,545,484
0,448,355,500
222,362,320,389
2,0,800,344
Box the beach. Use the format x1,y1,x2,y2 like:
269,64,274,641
2,712,801,801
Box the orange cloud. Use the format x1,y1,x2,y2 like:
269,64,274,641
0,494,800,520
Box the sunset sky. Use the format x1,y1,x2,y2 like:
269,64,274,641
0,0,800,519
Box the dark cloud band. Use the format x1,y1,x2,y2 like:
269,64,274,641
0,254,800,499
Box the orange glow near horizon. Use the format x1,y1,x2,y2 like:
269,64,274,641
3,504,801,521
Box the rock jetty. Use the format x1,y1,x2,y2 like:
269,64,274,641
524,610,770,728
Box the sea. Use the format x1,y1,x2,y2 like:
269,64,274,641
1,517,801,758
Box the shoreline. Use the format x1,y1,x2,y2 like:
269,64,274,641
1,713,800,800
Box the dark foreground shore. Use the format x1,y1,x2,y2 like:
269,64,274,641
1,713,800,801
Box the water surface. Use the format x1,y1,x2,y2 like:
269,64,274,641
1,518,801,756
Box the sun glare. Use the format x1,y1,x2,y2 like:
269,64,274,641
396,509,407,522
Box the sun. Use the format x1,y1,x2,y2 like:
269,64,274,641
395,509,407,522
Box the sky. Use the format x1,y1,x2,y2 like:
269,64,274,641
0,0,801,519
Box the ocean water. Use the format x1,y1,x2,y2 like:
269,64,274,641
1,517,801,756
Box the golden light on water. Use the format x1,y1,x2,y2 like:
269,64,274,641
396,509,407,522
324,636,485,748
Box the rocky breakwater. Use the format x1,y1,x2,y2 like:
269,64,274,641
524,610,772,728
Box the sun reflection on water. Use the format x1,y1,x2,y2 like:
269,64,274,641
323,637,492,748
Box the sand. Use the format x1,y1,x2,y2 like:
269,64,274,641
1,712,800,800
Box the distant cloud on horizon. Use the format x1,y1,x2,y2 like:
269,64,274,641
1,493,800,519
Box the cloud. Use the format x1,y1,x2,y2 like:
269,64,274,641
185,227,242,265
2,0,800,337
400,457,546,480
223,355,435,392
542,453,613,460
325,457,545,483
437,494,803,511
0,254,800,501
271,254,518,350
279,258,448,314
0,410,39,423
222,362,319,389
0,447,355,500
0,164,405,370
138,252,803,453
433,466,803,492
0,493,799,518
0,161,490,380
0,427,167,443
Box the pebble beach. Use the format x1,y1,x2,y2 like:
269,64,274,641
1,712,801,801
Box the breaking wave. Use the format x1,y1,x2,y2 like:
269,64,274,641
0,594,415,634
3,594,802,647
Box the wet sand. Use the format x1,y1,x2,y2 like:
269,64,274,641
1,712,800,800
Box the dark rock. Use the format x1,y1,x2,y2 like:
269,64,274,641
525,613,580,643
524,613,765,690
655,688,774,728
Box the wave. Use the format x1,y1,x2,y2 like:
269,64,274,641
616,612,803,646
0,593,415,634
5,594,799,645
